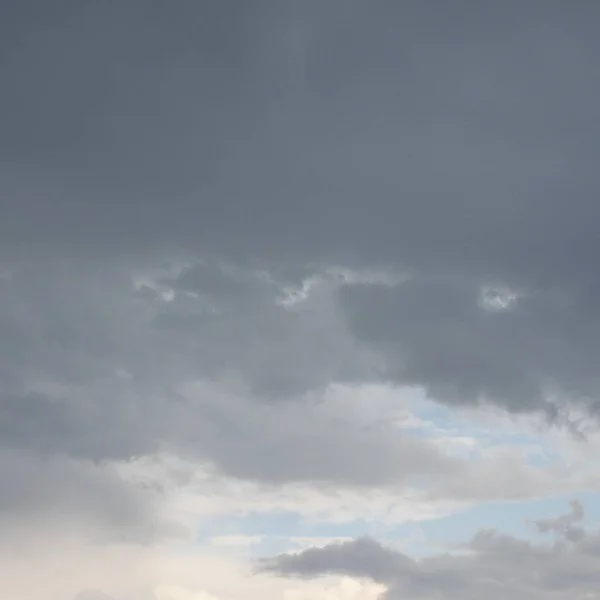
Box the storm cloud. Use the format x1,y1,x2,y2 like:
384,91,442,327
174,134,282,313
2,1,600,418
2,2,600,598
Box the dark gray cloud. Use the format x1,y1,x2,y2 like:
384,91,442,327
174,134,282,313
262,536,407,585
1,257,574,500
153,262,380,398
339,274,600,418
2,1,600,420
3,0,600,557
0,260,468,491
1,0,598,269
261,502,600,599
0,259,567,511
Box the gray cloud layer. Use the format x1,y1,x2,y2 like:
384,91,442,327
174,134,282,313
2,0,600,558
262,502,600,600
2,1,600,418
0,259,569,497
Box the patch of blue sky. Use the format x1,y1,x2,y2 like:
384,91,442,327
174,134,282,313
196,511,373,545
195,491,600,558
399,394,562,467
405,396,457,425
384,491,600,554
196,511,302,541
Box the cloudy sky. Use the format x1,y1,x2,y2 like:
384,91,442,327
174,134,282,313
2,2,600,599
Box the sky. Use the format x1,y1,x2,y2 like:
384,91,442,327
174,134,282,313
2,2,600,599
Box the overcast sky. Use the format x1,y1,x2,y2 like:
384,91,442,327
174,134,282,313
2,2,600,599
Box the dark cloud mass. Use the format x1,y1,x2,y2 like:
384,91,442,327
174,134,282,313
2,1,600,420
1,1,598,268
339,273,600,417
2,0,600,567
